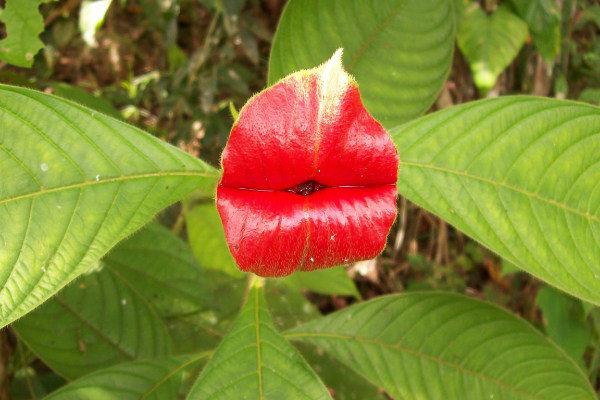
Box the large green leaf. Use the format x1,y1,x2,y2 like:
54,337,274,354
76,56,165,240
44,353,211,400
0,85,220,327
12,264,173,380
456,3,528,93
390,96,600,306
286,292,595,399
510,0,561,65
0,0,54,67
187,282,332,400
268,0,454,128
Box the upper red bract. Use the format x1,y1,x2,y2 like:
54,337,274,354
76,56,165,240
217,50,399,277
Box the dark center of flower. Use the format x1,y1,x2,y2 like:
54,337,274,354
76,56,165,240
286,180,326,196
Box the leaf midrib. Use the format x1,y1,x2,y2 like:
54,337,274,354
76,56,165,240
400,161,600,223
346,0,409,72
0,171,220,205
284,332,548,400
54,296,136,361
139,352,213,400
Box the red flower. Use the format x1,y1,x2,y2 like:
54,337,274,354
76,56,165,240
217,50,399,277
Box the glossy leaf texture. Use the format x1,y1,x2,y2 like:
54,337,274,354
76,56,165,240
268,0,454,128
219,50,398,277
12,263,173,380
0,0,53,67
286,292,596,400
390,97,600,305
510,0,561,64
456,3,528,93
0,85,220,327
187,283,333,400
44,353,210,400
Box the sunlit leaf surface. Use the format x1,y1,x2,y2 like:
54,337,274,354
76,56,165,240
391,97,600,305
0,85,220,327
287,292,595,399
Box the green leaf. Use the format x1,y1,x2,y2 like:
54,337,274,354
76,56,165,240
579,88,600,105
79,0,113,47
12,264,173,380
265,279,321,331
100,222,228,355
286,292,596,399
281,267,361,299
0,0,51,68
390,96,600,306
52,83,121,119
537,286,590,366
102,222,213,317
500,258,522,277
160,269,248,355
510,0,561,64
0,85,220,328
187,282,333,400
0,71,36,88
264,280,386,400
0,0,54,67
268,0,454,128
186,203,244,278
10,367,48,400
295,342,388,400
44,353,210,400
457,3,528,93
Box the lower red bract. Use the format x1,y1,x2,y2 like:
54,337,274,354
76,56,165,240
217,50,399,277
217,185,397,277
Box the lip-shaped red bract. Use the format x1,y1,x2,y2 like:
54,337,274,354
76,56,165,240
217,50,399,277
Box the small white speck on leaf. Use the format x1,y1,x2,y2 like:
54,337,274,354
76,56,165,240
302,303,312,314
40,163,48,171
41,267,46,273
57,205,61,209
121,299,127,305
25,53,33,60
95,175,100,181
91,112,95,117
